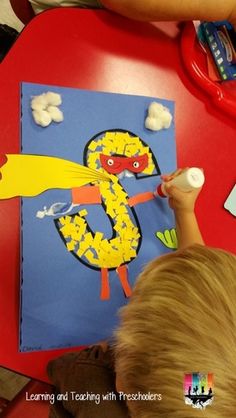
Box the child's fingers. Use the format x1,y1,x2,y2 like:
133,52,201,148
164,184,187,199
169,168,187,177
161,174,172,181
161,167,189,182
167,185,203,205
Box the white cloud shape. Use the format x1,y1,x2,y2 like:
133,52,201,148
145,101,172,131
31,92,63,127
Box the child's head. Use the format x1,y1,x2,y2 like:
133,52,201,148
114,244,236,417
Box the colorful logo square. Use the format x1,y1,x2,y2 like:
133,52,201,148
184,373,214,409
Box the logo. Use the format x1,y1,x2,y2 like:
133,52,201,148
184,373,214,409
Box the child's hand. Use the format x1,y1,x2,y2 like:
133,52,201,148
161,168,203,213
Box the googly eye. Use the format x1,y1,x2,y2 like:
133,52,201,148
107,159,114,166
133,161,140,168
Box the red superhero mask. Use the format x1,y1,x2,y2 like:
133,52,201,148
100,153,149,174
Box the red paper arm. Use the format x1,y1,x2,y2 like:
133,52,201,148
128,192,155,207
72,186,101,205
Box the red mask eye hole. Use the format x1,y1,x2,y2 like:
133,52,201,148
133,161,140,169
107,158,114,166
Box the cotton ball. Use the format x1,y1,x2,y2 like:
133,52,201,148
145,116,163,131
32,109,52,127
148,102,164,117
161,110,172,129
36,207,47,219
146,101,173,131
47,105,64,122
31,94,48,111
44,92,62,106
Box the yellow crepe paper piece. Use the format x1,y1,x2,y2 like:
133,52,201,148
66,240,77,251
76,241,89,257
78,209,88,217
84,250,99,266
74,215,86,226
88,141,98,152
58,215,71,225
142,164,155,175
93,232,104,246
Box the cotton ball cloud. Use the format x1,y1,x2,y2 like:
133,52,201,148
31,95,48,111
44,92,62,106
145,117,163,131
145,101,172,131
32,110,52,127
47,106,64,122
31,92,63,127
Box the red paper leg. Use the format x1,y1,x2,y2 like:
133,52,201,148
100,268,110,300
117,264,132,297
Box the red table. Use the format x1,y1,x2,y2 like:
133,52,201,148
0,9,235,383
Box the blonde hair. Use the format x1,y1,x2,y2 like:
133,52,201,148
114,245,236,417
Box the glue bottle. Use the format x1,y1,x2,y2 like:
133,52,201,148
155,168,205,197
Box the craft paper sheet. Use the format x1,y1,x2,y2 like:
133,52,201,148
20,82,176,352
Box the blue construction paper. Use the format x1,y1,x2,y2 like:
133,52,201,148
20,82,176,352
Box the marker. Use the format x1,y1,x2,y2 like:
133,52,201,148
155,168,205,197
